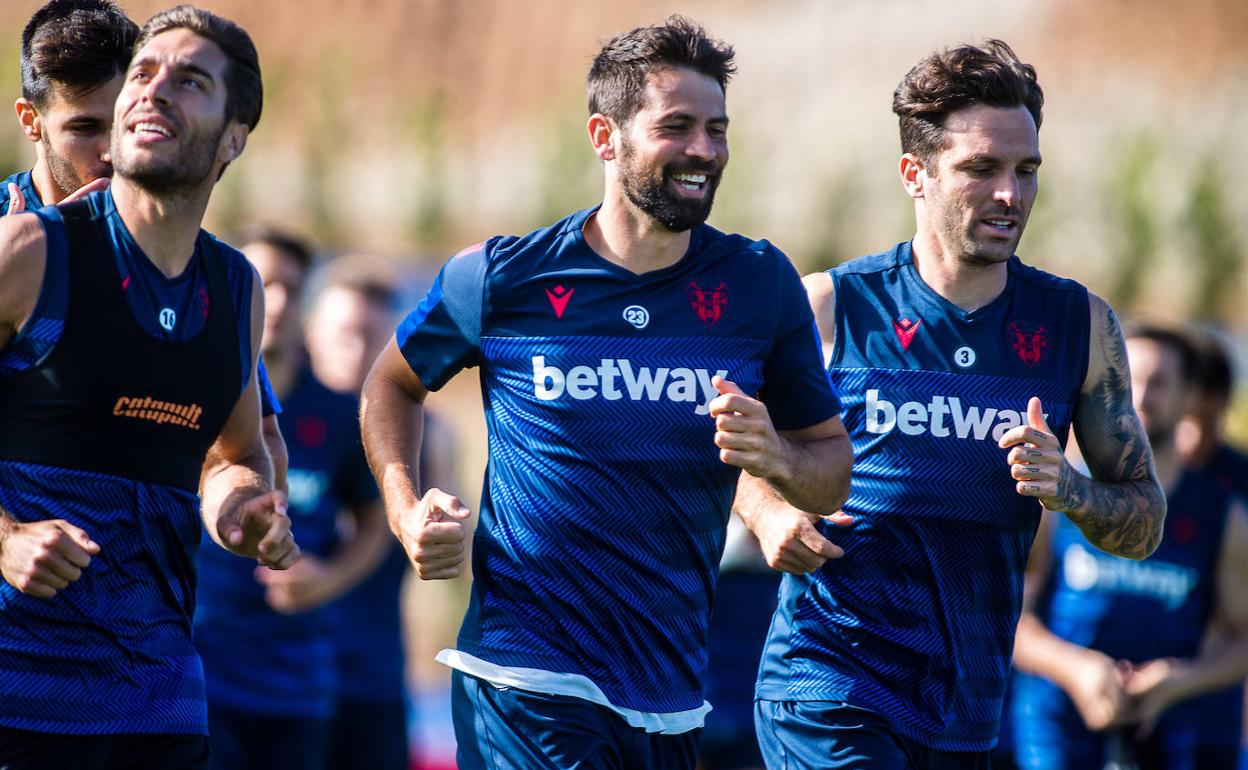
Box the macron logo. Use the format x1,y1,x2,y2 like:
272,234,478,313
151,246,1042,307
533,356,726,415
865,389,1040,443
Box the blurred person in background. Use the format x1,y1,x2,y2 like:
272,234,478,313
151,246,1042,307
361,15,851,769
1176,330,1248,769
1009,323,1248,770
305,255,458,770
745,39,1166,769
0,7,297,767
3,0,289,490
194,229,389,770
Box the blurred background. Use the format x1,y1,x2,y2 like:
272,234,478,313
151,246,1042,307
3,0,1247,767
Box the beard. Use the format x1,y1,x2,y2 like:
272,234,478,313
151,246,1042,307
618,138,721,233
42,137,96,197
111,118,225,195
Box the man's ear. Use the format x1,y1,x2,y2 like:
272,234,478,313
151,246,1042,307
15,98,42,143
587,113,619,162
219,121,248,165
899,153,927,199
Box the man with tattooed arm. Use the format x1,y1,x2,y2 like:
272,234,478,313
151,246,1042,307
739,40,1167,769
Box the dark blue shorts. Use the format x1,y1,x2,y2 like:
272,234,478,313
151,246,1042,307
327,697,409,770
207,702,330,770
452,670,701,770
0,726,209,770
754,700,992,770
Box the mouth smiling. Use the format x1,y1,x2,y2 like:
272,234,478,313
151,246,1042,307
127,114,178,143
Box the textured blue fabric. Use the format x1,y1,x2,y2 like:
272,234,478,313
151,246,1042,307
758,242,1091,751
397,207,839,717
0,170,41,212
452,671,701,770
196,365,376,719
1010,466,1235,769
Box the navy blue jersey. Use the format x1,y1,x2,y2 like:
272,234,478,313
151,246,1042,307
0,195,255,735
0,175,280,416
1010,467,1234,768
757,242,1091,751
0,170,40,211
1189,444,1248,756
194,364,377,718
396,207,839,732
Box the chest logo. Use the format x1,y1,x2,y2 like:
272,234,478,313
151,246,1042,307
159,308,176,331
893,317,921,351
545,285,574,319
688,281,729,326
623,305,650,329
1007,321,1049,368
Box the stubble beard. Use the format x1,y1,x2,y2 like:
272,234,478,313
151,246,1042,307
111,121,225,196
618,138,720,233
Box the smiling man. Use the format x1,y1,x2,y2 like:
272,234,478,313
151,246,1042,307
741,41,1166,769
361,16,852,769
0,7,296,769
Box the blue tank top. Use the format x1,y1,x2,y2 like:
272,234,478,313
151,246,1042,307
194,363,377,718
1011,466,1234,767
0,195,256,735
757,241,1091,751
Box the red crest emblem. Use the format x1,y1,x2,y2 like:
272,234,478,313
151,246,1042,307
688,281,729,326
1007,321,1049,368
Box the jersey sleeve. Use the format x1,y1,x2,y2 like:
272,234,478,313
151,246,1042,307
394,243,488,391
257,356,282,416
760,253,842,431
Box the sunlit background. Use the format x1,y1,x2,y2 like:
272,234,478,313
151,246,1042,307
3,1,1246,766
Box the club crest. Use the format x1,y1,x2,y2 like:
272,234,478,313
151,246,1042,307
688,281,729,326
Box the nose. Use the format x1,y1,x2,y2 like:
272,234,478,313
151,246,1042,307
993,173,1021,209
686,127,717,163
139,68,174,107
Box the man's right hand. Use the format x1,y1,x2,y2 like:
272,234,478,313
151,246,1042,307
1063,648,1133,731
0,518,100,598
403,488,471,580
5,178,109,216
746,505,853,574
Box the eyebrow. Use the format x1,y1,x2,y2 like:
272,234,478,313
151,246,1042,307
957,153,1042,166
131,56,217,84
657,111,730,125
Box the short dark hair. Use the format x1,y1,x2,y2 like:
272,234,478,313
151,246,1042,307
21,0,138,108
316,254,401,310
893,39,1043,164
1124,321,1201,386
1189,330,1236,400
133,5,262,130
587,15,736,125
237,226,314,272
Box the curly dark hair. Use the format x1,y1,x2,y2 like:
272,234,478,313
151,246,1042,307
21,0,138,107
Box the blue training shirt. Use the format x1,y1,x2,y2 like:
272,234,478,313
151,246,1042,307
756,241,1091,751
396,206,840,733
194,363,377,718
1010,466,1234,769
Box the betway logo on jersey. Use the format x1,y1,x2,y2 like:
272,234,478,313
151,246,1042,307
532,356,726,415
864,389,1036,443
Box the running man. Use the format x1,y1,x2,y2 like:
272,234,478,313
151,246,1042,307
361,16,852,769
3,0,287,488
0,8,296,768
744,40,1167,769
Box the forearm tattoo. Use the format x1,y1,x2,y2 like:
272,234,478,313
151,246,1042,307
1067,306,1165,558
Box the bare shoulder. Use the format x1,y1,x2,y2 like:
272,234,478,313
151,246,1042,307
0,213,50,339
802,271,836,357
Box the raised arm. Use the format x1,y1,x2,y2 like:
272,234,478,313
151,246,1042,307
1064,294,1165,558
1000,293,1165,559
200,270,298,569
360,338,469,580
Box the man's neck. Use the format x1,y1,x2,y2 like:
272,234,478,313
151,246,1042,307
109,176,212,278
910,228,1008,313
1153,439,1183,494
262,345,302,400
30,161,66,206
582,191,691,275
